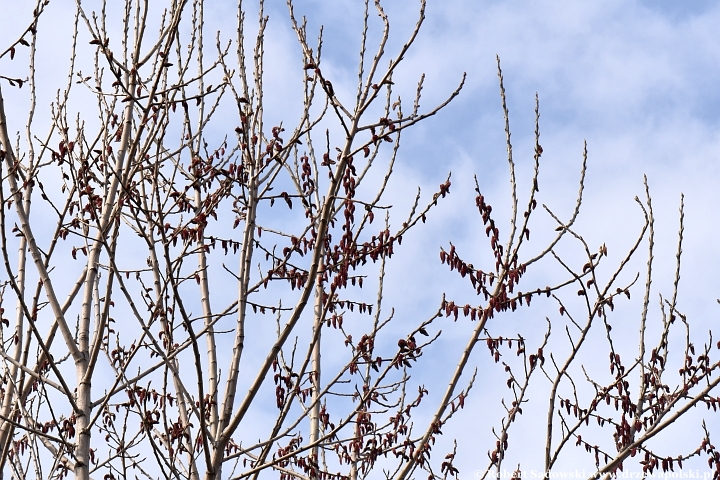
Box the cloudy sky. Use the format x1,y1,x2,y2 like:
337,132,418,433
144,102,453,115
239,0,720,475
280,1,720,475
399,0,720,475
3,0,720,477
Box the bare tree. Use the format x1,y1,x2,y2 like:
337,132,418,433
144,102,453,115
1,1,719,480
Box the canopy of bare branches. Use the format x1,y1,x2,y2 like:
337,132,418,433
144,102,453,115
0,1,718,480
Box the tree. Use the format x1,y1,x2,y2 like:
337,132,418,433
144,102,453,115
1,1,719,480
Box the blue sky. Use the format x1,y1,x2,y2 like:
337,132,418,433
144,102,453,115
289,0,720,475
211,0,720,474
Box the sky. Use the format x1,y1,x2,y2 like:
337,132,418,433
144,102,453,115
391,0,720,476
268,0,720,474
387,0,720,476
245,0,720,475
2,0,720,478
